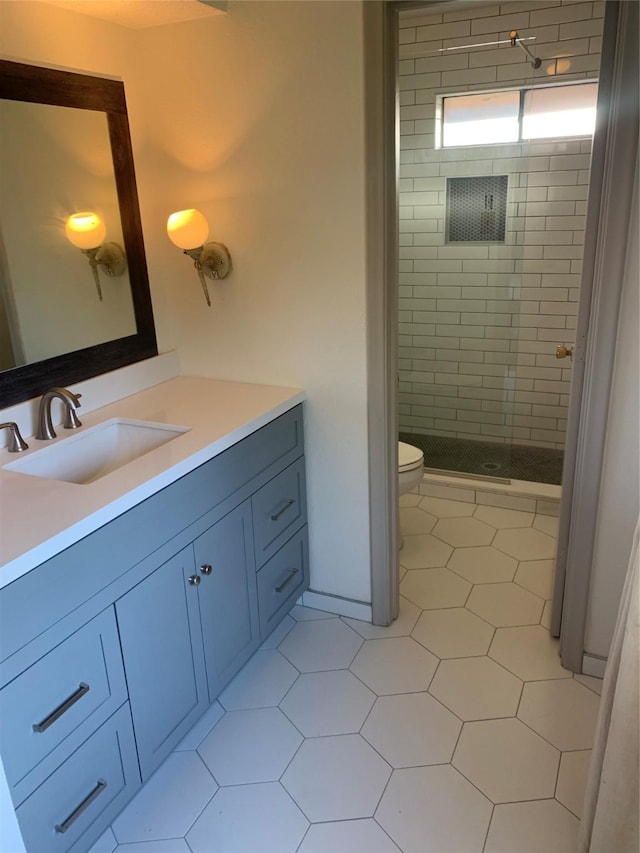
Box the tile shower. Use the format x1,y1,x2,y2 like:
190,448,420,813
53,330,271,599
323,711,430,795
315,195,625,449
397,0,605,484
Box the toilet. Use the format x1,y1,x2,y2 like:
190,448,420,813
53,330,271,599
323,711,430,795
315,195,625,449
398,441,424,497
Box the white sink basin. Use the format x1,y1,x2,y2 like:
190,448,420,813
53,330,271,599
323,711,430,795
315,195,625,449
4,418,189,485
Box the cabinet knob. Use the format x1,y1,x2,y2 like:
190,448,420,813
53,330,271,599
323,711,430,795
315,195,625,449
188,574,201,586
200,564,213,575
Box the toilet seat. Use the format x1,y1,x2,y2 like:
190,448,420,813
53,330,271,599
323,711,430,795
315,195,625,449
399,441,423,472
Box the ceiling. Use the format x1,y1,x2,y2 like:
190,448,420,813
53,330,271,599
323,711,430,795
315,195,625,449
41,0,227,30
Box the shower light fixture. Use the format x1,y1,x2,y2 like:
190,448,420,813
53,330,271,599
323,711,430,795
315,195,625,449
65,212,127,301
166,208,232,307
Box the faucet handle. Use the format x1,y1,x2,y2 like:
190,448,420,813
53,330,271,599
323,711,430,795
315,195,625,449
63,392,82,430
0,422,29,453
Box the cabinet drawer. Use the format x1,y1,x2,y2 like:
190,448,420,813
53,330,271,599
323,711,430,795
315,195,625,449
16,703,140,853
0,608,127,804
257,527,309,639
252,457,307,568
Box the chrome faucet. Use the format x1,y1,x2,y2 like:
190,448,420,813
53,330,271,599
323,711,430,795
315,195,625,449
0,422,28,452
36,387,82,440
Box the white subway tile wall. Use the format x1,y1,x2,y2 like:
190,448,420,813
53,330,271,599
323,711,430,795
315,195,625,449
398,0,604,449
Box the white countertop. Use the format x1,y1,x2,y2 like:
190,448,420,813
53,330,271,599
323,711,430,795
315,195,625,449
0,377,305,588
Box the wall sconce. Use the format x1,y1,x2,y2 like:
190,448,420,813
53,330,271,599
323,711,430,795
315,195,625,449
65,212,127,301
166,208,232,307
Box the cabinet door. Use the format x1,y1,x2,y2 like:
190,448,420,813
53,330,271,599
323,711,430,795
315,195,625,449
116,547,207,781
193,502,259,700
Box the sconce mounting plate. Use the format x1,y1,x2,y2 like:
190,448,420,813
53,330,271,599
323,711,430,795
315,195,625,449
199,242,232,280
95,242,127,277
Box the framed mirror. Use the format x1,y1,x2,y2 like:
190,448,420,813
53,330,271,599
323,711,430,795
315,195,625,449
0,60,157,407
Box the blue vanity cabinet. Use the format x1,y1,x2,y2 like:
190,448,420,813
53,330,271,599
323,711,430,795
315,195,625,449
115,546,209,782
193,501,260,701
15,704,140,853
116,501,260,782
0,404,309,853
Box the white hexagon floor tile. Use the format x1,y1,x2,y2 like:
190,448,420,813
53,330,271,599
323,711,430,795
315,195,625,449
112,841,191,853
533,514,560,537
260,614,295,649
375,765,492,853
290,605,336,621
493,527,557,561
399,506,437,535
281,735,391,822
88,828,117,853
466,582,543,627
574,673,603,695
400,567,471,610
453,718,560,804
518,679,600,751
349,636,438,696
484,799,579,853
218,649,298,710
431,516,496,548
278,617,362,672
174,700,224,751
400,492,422,508
186,782,308,853
197,707,302,785
361,692,461,767
474,505,535,529
279,670,375,737
342,595,420,639
412,607,494,659
419,496,476,518
399,534,453,569
297,819,400,853
448,546,517,585
514,559,555,600
429,656,522,721
541,599,552,629
489,625,571,681
112,752,217,844
556,750,591,818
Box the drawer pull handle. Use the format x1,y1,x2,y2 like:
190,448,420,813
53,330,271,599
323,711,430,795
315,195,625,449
271,499,295,522
55,779,107,834
275,568,299,593
33,683,90,733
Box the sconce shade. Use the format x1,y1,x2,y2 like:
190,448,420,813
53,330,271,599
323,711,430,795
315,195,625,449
167,208,209,250
65,212,106,250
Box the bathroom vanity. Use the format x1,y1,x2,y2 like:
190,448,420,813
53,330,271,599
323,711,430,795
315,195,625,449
0,377,308,853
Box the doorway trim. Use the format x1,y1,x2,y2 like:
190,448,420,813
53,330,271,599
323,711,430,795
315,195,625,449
366,0,638,649
364,1,400,626
552,0,639,670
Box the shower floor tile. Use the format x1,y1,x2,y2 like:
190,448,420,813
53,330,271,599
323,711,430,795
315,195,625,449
93,495,599,853
399,431,564,485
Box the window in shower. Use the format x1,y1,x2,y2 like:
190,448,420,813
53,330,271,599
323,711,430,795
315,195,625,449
437,81,598,148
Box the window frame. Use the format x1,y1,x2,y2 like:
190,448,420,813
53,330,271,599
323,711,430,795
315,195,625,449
435,80,598,149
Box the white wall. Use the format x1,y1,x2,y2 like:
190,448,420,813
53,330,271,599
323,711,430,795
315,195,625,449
1,0,372,604
584,159,639,659
397,0,603,449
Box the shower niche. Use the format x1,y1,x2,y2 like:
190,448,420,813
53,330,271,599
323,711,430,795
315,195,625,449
446,175,508,243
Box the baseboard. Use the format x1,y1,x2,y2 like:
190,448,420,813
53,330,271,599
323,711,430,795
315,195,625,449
300,590,373,622
582,653,607,678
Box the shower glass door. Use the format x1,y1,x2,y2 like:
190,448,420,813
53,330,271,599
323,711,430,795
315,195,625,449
397,0,604,485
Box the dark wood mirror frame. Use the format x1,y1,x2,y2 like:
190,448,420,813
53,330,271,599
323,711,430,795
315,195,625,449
0,60,157,408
